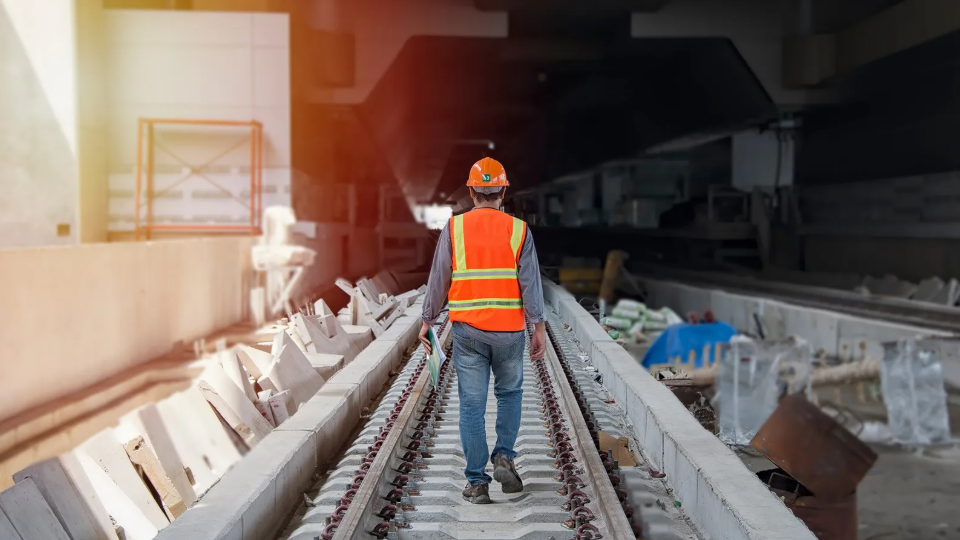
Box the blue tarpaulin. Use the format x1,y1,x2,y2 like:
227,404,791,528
641,322,737,369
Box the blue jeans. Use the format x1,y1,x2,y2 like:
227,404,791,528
452,323,525,486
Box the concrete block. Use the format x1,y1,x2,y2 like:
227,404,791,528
13,454,115,540
284,324,310,352
303,352,344,380
694,448,811,540
341,325,373,351
377,314,420,344
256,396,276,427
76,430,170,537
267,331,326,407
198,362,274,446
331,340,401,406
154,387,242,494
396,289,421,308
932,278,960,305
0,509,20,539
77,446,163,539
314,298,334,316
268,390,295,425
122,436,187,519
134,405,197,507
863,274,916,298
0,478,71,540
914,276,945,302
219,349,257,403
542,281,574,309
558,298,585,326
154,431,315,540
236,345,273,379
302,313,362,363
277,383,362,465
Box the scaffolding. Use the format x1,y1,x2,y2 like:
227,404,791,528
134,118,264,240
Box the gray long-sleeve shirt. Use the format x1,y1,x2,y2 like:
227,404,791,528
421,210,546,332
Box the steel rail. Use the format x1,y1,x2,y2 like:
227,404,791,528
332,323,453,540
541,333,635,539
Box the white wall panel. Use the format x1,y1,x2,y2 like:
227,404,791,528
104,10,291,232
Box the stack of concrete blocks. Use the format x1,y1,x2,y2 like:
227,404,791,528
912,276,960,306
855,274,960,306
334,270,425,338
2,381,248,540
153,298,427,540
0,294,393,538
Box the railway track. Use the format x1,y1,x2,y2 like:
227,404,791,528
278,312,695,540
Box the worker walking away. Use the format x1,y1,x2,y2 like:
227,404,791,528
419,157,547,504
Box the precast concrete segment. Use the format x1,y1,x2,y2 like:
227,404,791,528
542,280,817,540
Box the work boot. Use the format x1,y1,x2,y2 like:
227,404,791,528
462,482,492,504
492,454,524,494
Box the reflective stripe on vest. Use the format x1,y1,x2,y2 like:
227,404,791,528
447,209,527,332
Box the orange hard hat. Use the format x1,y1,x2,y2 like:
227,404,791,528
467,157,509,187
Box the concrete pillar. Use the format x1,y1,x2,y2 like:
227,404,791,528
77,0,108,243
0,0,107,247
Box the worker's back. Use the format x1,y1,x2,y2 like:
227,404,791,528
448,208,527,332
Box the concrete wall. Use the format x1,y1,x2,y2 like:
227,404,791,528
797,172,960,279
0,0,81,247
102,10,292,233
0,237,255,426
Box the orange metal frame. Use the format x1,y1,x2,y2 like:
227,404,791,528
134,118,264,240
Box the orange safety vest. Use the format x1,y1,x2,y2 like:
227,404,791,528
448,208,528,332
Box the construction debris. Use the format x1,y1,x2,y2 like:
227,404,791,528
752,394,878,540
659,378,718,435
753,394,878,500
334,271,423,337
